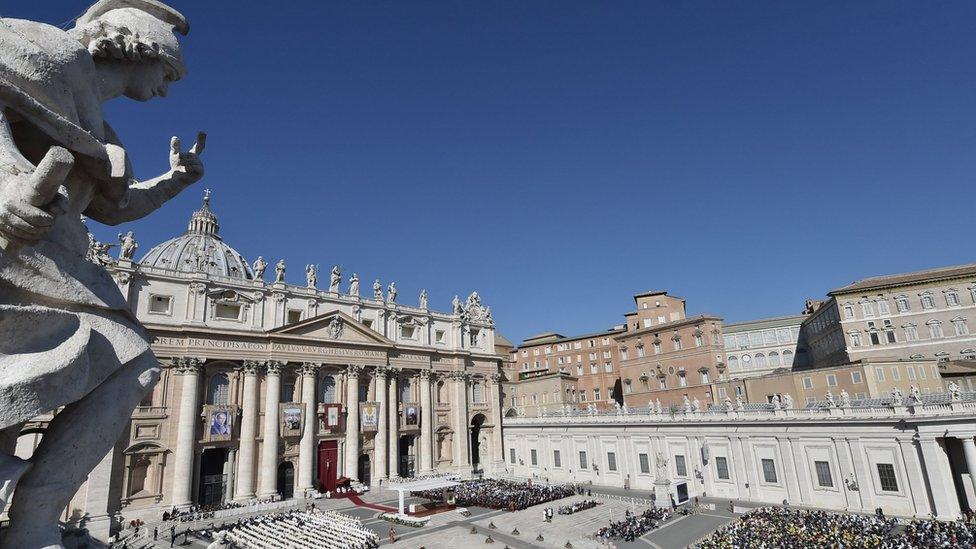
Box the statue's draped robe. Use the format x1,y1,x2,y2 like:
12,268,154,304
0,18,151,432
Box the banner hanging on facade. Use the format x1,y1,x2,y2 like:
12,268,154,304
318,403,344,433
360,401,380,432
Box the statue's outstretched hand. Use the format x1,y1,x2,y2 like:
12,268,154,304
169,132,206,185
0,147,73,252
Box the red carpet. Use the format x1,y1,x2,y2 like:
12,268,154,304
345,493,398,513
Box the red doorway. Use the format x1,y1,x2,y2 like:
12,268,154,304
318,440,338,493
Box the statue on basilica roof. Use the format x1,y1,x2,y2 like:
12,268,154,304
373,279,383,300
252,256,268,280
452,295,463,315
305,264,318,288
118,231,138,261
329,265,341,293
419,289,428,310
349,273,360,297
275,259,286,283
387,281,398,303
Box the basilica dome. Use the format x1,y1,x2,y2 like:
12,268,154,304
139,190,254,280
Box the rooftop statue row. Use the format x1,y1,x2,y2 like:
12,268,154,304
96,190,494,321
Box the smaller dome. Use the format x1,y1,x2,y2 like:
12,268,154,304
139,190,254,279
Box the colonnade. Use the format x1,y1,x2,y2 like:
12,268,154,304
169,357,499,508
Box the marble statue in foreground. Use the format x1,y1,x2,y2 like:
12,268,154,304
0,1,203,547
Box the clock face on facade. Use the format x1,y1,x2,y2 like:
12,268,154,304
742,355,751,363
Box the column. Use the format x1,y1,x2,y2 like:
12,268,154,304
489,373,504,471
919,437,960,519
419,370,434,473
298,362,320,494
257,361,282,498
375,367,389,481
344,365,362,480
234,360,261,500
452,372,470,471
225,448,237,502
778,438,801,504
171,357,202,507
898,437,931,517
846,438,875,512
960,436,976,507
388,369,400,477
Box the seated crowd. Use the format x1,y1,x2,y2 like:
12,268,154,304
902,517,976,547
162,497,279,522
416,479,574,511
596,507,671,542
694,507,899,548
558,499,599,515
212,509,378,549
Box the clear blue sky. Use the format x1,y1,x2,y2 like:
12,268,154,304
6,1,976,344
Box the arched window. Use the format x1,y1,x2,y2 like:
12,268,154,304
728,356,739,370
319,376,336,403
207,373,230,405
768,351,780,367
782,350,793,365
754,353,767,368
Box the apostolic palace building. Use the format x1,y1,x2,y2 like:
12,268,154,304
17,192,507,536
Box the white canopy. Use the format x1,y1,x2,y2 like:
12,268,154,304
388,477,459,493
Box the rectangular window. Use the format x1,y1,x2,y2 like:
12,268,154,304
553,450,561,468
905,325,919,341
579,451,588,470
877,300,890,314
530,449,537,466
919,365,927,380
400,325,417,339
593,389,601,401
877,463,898,492
674,339,683,351
851,371,863,384
826,374,837,387
716,456,730,480
620,349,628,360
435,330,445,344
862,302,875,317
639,453,650,474
875,367,885,382
607,452,617,472
814,461,833,487
761,458,778,483
604,362,613,373
643,318,653,328
802,377,813,390
851,332,862,347
844,306,854,319
890,367,900,381
701,371,710,384
675,455,687,476
216,303,243,320
718,387,727,399
653,342,662,355
907,366,916,381
149,295,172,314
590,363,597,374
510,448,516,464
679,376,687,387
896,298,910,312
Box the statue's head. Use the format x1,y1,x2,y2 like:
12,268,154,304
70,0,189,101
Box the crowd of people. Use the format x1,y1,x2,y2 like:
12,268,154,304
901,517,976,547
595,507,671,542
162,497,279,522
695,507,899,548
207,509,378,549
557,499,599,515
416,479,574,511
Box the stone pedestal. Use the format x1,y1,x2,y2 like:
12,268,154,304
653,479,671,508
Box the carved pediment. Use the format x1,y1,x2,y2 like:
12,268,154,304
270,310,393,346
